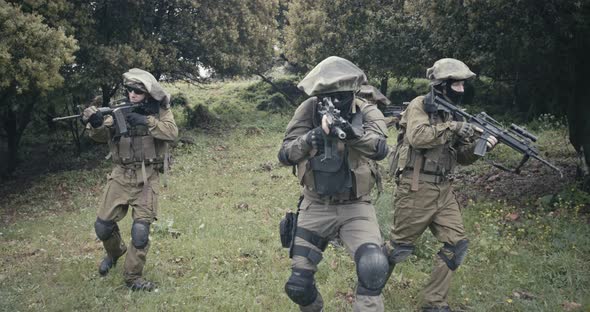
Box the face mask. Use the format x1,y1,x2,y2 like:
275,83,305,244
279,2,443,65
330,92,354,118
444,81,464,105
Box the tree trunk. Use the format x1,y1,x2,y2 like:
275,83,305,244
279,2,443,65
3,110,20,175
380,77,388,99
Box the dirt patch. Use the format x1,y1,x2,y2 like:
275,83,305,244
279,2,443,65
454,159,580,209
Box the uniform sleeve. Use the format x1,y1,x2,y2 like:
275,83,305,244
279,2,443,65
455,138,481,165
346,104,389,160
404,97,455,149
86,120,112,143
278,99,315,166
147,107,178,142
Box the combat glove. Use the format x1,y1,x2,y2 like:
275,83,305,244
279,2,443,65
451,121,475,138
305,127,325,154
126,112,148,127
82,106,104,128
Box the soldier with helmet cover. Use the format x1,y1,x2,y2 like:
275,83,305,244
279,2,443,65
83,68,178,291
278,56,390,312
386,58,497,311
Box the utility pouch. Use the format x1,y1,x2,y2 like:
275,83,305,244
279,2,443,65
309,151,352,195
279,212,296,248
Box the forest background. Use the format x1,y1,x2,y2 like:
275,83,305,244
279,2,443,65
1,0,589,311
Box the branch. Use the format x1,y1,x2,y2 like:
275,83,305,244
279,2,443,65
256,73,300,106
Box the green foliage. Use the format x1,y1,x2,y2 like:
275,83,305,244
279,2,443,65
283,0,426,80
2,79,589,311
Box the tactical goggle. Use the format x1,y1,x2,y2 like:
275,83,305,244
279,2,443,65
125,87,146,95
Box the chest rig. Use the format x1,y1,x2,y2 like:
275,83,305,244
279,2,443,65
396,93,462,190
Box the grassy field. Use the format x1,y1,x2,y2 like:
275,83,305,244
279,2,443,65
1,78,589,311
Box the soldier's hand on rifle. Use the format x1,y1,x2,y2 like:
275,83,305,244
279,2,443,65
82,106,104,128
451,121,476,138
305,127,325,155
484,135,498,150
103,115,114,128
321,115,330,135
126,112,148,127
472,126,498,150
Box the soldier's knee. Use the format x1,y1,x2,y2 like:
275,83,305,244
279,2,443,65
438,239,469,271
389,241,415,264
131,220,150,249
94,218,118,241
355,243,389,296
284,268,318,306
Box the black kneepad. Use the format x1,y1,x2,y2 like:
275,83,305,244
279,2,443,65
131,220,150,249
94,218,117,241
284,269,318,306
438,239,469,271
355,243,390,296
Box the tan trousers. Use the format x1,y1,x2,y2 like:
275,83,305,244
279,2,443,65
97,165,159,283
292,198,384,312
391,178,467,308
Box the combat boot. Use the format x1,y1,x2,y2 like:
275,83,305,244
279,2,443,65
126,278,156,292
98,253,124,276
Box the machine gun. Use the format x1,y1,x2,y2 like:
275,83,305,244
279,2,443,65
432,95,563,177
317,97,350,161
52,99,140,137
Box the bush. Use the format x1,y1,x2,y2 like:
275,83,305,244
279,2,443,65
256,93,289,112
184,104,217,129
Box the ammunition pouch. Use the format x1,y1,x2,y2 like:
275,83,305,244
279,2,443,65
309,151,352,196
110,134,168,166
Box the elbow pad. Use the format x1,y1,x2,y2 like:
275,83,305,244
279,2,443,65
369,138,389,160
278,146,296,166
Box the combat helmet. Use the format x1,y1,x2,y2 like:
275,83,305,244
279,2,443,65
123,68,171,108
297,56,367,96
426,58,475,86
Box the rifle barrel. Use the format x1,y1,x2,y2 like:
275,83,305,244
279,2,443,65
52,114,81,122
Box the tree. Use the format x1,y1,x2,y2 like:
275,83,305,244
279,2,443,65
282,0,427,96
0,0,77,174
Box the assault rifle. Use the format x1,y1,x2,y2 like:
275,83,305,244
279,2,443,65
382,102,409,129
432,95,563,177
317,97,350,160
52,99,140,137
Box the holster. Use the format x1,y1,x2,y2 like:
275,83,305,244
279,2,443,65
279,212,297,248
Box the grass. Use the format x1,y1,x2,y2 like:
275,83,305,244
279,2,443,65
1,77,589,311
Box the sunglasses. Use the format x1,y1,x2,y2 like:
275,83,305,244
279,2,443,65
125,87,145,95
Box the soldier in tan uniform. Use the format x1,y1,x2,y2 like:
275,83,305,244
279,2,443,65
278,56,390,312
83,68,178,291
387,59,497,311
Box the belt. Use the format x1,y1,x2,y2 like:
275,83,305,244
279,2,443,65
401,170,449,184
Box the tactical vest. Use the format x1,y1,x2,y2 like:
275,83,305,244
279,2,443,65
109,125,168,168
297,99,380,199
390,98,459,179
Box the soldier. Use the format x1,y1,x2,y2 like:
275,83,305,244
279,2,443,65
387,58,497,311
83,68,178,291
278,56,390,312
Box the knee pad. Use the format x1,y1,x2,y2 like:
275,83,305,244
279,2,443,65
354,243,390,296
94,218,117,241
284,269,318,306
131,220,150,249
389,241,415,264
438,239,469,271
